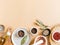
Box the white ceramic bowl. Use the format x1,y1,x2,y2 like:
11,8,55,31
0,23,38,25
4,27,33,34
12,28,30,45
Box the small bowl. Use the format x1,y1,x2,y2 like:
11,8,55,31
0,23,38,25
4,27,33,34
42,29,51,36
34,35,47,45
51,25,60,42
52,27,60,42
30,27,38,35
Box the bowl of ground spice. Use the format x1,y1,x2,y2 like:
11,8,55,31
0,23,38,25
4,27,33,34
30,27,38,35
52,25,60,42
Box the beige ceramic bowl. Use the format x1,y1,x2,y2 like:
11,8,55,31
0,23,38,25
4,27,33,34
50,24,60,45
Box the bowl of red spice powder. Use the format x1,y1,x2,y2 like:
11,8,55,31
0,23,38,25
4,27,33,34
52,25,60,42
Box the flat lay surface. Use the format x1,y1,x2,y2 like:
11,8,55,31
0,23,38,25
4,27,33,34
0,0,60,45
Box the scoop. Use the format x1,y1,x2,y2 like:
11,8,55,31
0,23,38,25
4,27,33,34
33,40,43,45
33,35,47,45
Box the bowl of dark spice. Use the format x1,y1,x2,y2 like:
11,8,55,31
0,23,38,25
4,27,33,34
30,27,38,35
18,30,25,37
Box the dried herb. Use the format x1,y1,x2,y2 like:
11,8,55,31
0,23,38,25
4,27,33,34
35,20,48,30
21,35,27,45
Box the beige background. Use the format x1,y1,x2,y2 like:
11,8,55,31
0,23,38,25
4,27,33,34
0,0,60,45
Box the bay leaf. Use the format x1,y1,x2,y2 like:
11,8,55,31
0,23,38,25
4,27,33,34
21,35,27,45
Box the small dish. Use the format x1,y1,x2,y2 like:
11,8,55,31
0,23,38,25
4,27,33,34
52,26,60,42
30,27,38,35
33,35,47,45
12,28,30,45
42,29,51,36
